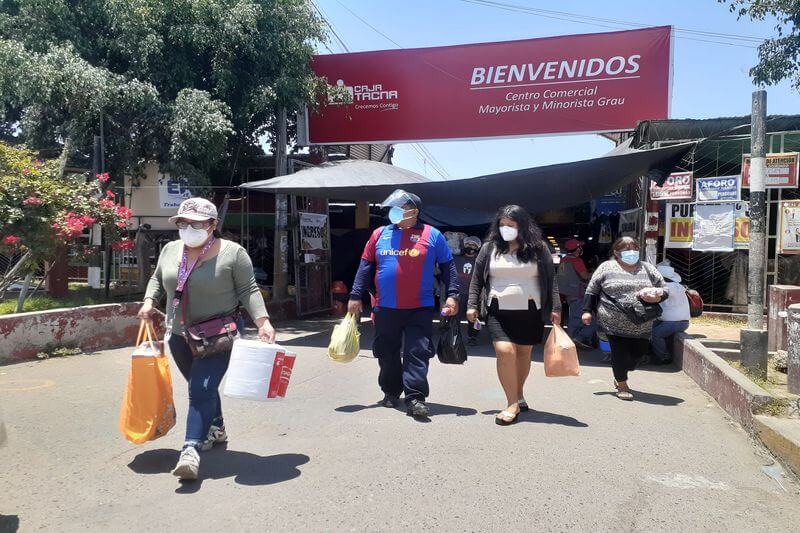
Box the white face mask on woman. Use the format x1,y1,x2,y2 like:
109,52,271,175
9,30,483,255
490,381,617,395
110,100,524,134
179,227,211,248
499,226,519,242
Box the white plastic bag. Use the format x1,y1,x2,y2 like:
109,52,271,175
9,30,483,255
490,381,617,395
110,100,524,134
223,340,296,401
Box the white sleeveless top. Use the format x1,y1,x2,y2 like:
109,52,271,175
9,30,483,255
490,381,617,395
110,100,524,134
488,253,541,310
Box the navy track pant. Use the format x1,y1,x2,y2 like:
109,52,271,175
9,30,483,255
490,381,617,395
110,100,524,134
372,307,435,404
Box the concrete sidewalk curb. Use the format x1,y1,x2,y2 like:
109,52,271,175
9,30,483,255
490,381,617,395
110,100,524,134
674,334,778,430
675,333,800,475
754,415,800,477
0,303,162,363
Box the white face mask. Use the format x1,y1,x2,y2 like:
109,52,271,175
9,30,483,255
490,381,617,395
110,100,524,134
499,226,518,242
179,227,210,248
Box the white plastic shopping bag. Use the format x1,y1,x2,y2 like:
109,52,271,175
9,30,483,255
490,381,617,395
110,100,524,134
223,339,296,401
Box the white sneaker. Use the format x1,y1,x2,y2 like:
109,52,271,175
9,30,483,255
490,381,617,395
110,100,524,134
200,425,228,451
172,446,200,480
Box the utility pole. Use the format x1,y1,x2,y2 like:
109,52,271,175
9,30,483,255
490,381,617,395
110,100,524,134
101,112,112,299
741,90,768,379
88,135,103,290
272,108,289,301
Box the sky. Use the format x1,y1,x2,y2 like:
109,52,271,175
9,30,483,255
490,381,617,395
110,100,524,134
313,0,798,180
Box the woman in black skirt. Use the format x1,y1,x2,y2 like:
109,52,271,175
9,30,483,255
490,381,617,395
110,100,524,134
467,205,561,425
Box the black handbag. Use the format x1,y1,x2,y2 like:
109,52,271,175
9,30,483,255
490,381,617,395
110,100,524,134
602,289,662,326
436,317,468,364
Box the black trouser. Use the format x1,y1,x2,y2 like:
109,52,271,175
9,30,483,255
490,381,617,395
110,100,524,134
372,307,435,404
606,334,651,383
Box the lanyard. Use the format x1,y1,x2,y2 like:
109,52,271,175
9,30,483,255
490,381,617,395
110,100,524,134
168,237,216,328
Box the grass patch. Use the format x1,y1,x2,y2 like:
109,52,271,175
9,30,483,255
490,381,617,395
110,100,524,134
0,285,135,315
729,360,772,389
0,294,105,315
753,397,791,417
36,343,83,360
692,314,747,328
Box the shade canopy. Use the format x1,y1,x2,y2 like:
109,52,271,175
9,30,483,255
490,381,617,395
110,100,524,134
241,142,694,215
633,115,800,146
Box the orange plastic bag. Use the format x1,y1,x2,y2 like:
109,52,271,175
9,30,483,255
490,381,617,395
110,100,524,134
118,321,176,444
543,324,581,377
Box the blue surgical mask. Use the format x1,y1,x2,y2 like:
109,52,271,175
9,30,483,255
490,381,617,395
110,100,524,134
389,206,405,225
619,250,640,265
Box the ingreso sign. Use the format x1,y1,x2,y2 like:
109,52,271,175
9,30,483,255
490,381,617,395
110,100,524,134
303,26,673,144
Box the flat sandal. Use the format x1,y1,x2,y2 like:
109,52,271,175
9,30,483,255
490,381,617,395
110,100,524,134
495,410,519,426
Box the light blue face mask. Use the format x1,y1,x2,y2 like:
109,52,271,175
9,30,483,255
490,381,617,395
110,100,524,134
389,206,406,225
619,250,640,265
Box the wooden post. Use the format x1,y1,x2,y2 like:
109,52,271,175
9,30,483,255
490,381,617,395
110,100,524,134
45,246,69,298
355,200,370,229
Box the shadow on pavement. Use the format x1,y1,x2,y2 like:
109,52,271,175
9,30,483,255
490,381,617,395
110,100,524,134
279,331,333,349
335,402,478,417
127,448,309,492
593,390,685,406
481,409,589,427
0,515,20,533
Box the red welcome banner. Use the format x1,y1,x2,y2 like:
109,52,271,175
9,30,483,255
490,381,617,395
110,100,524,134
305,26,672,144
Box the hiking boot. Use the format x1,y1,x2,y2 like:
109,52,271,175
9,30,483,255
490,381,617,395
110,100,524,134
172,446,200,481
406,399,430,418
200,425,228,451
378,394,400,408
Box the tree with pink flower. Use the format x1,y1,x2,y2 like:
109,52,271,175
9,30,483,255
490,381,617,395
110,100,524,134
0,142,132,308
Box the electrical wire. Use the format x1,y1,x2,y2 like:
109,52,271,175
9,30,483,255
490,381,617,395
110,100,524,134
331,0,453,180
310,2,442,179
311,0,351,53
333,0,404,49
460,0,764,49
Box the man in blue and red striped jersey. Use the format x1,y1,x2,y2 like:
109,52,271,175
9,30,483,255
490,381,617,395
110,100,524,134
348,190,459,419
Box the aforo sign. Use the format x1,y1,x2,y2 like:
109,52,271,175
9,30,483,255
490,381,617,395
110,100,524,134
650,171,693,200
305,26,673,144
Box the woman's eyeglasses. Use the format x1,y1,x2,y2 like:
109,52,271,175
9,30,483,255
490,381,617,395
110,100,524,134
175,221,210,230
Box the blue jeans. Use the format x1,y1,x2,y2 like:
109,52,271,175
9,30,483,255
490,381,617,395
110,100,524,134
168,333,234,448
650,320,690,362
567,297,595,344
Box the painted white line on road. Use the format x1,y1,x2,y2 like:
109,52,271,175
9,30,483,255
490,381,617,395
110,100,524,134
0,379,55,392
646,473,732,491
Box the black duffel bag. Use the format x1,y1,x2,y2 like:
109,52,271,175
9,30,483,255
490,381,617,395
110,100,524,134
436,317,467,364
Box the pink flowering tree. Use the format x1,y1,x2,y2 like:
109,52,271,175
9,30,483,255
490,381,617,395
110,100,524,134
0,141,133,301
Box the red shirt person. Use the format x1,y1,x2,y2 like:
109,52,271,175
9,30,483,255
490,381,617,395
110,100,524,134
557,239,595,347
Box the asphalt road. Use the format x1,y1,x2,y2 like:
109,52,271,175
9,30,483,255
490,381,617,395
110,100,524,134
1,320,798,532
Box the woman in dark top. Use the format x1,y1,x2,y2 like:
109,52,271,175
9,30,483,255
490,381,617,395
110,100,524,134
581,237,667,401
467,205,561,426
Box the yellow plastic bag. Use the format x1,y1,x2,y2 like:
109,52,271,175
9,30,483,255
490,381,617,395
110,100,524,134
118,321,176,444
327,313,360,363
